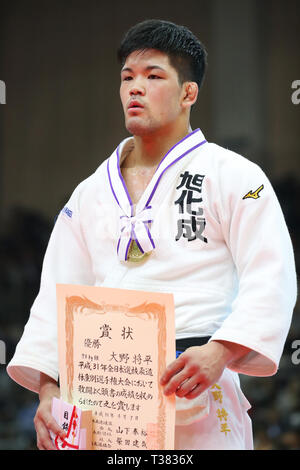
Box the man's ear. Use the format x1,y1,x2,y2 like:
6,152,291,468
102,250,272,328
182,82,198,109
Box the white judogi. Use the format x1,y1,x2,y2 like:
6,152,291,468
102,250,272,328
7,128,297,450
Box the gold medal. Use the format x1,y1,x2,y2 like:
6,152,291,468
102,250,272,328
127,240,150,262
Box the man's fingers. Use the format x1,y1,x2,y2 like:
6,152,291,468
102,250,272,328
162,368,192,396
175,375,203,398
160,352,209,397
34,409,67,450
184,382,207,399
44,412,66,439
160,356,185,386
35,418,57,450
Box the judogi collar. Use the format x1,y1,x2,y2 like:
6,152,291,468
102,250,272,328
107,128,207,261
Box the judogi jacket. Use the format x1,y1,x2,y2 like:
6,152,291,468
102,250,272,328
7,128,297,397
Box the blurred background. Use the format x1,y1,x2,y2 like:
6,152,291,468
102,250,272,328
0,0,299,450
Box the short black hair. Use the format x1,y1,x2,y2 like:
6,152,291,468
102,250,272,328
117,19,207,91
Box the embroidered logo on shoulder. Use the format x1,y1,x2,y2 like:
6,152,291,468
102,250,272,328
62,206,73,218
243,184,264,200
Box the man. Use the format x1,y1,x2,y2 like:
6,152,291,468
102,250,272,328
7,20,297,450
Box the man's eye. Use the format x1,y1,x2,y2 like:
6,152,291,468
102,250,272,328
123,76,133,81
148,74,161,79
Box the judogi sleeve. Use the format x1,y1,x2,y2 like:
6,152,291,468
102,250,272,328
7,178,95,393
209,151,297,376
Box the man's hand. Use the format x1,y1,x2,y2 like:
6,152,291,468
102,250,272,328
33,373,67,450
160,340,250,400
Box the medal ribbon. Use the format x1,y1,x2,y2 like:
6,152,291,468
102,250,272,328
117,205,155,261
107,129,207,262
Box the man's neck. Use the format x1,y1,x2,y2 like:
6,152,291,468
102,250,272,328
124,122,192,169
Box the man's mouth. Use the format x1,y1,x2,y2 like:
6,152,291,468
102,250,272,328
128,100,144,109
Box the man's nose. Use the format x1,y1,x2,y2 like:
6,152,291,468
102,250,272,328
129,80,145,96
